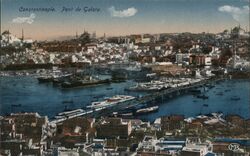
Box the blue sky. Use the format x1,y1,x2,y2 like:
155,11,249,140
1,0,249,40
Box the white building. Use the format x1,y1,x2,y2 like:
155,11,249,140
71,55,78,63
205,56,212,66
176,53,190,65
49,54,56,63
57,147,79,156
181,138,213,156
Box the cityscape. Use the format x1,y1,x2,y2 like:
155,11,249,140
0,0,250,156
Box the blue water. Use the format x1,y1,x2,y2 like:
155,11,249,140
214,138,250,146
138,79,250,121
0,76,249,121
0,76,140,117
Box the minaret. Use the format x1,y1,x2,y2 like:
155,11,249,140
7,30,10,43
92,31,96,39
76,31,78,39
21,28,24,41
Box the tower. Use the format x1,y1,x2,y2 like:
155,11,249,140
21,28,24,41
7,30,10,43
92,31,96,39
76,31,78,39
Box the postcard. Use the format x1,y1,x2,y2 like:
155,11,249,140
0,0,249,155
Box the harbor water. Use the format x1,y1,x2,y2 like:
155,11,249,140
0,76,249,122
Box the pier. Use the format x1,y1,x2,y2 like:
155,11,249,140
49,77,225,125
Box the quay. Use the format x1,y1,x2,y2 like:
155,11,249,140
49,77,225,125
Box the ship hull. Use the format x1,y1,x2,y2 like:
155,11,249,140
61,79,110,88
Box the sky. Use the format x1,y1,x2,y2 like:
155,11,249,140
1,0,249,40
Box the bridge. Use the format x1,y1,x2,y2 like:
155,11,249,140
49,77,225,125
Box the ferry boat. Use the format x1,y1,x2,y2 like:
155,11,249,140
55,109,85,119
135,106,159,115
38,73,71,83
87,95,135,109
61,79,110,88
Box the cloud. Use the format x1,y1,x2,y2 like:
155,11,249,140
12,13,36,24
218,5,249,22
108,6,137,18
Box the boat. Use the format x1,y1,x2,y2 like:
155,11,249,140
135,106,159,115
106,87,113,90
55,109,85,119
205,84,215,89
87,95,136,109
230,96,240,101
189,89,201,94
58,109,84,116
203,104,209,107
52,78,63,86
216,92,223,96
120,112,133,116
61,79,110,88
11,104,22,107
196,94,209,99
62,100,74,104
37,76,54,83
38,73,71,83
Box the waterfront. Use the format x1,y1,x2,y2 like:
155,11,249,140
1,76,249,121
